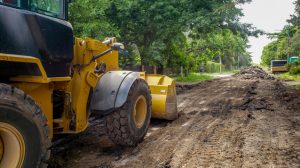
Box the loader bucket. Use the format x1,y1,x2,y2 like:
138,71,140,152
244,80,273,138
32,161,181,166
144,74,178,120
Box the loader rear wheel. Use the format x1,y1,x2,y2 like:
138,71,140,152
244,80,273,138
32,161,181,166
0,136,3,161
0,84,51,168
105,79,151,146
0,122,25,168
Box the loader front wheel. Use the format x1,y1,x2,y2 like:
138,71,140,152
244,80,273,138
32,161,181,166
105,79,151,146
0,84,51,168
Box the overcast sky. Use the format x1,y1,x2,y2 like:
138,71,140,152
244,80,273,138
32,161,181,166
240,0,295,64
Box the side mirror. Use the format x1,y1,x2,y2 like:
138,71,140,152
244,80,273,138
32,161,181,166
111,43,125,51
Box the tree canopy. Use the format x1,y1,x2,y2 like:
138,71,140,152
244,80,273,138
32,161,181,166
69,0,258,73
261,0,300,67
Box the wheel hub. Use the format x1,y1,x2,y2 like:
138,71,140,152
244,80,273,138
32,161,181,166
0,122,25,168
133,95,147,128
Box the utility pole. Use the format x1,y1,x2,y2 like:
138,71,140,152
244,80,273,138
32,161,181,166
219,56,222,73
287,26,291,60
238,54,240,70
181,66,184,78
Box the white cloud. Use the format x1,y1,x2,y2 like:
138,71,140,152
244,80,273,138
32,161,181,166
240,0,295,64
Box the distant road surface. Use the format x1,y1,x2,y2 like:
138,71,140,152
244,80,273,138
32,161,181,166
211,73,233,78
284,81,300,86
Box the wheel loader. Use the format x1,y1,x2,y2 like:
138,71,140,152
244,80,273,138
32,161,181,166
0,0,178,167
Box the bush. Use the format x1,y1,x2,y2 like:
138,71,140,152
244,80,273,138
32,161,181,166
289,59,300,74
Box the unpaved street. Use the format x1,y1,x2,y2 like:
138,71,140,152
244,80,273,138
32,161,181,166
50,70,300,168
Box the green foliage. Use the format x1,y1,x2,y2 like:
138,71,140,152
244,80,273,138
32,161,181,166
261,26,300,67
290,29,300,54
262,1,300,67
290,66,300,74
31,0,64,18
289,59,300,74
205,61,224,73
261,41,279,66
69,0,119,39
175,73,212,83
288,0,300,26
278,72,300,81
189,29,252,71
69,0,256,73
295,84,300,89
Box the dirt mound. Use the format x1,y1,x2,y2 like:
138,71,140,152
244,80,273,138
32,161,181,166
176,80,213,94
233,66,275,80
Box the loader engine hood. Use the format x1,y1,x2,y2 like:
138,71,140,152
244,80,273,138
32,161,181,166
0,5,73,77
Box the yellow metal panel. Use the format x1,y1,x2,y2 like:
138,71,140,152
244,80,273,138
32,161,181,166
145,74,177,120
10,76,71,83
13,83,54,138
89,38,119,71
70,72,89,132
98,52,119,71
149,85,168,95
10,76,48,83
151,94,167,118
73,38,119,71
145,75,164,85
73,38,88,65
271,66,288,73
68,62,99,132
86,72,99,88
139,72,146,80
0,53,48,82
87,39,103,51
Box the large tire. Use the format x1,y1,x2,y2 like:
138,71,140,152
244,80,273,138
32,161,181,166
105,79,152,146
0,83,51,168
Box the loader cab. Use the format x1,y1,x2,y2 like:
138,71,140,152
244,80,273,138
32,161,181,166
0,0,67,20
0,0,73,78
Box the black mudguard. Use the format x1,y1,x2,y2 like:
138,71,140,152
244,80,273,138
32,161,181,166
90,71,140,115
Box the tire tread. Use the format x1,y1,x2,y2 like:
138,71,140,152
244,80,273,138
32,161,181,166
105,79,152,146
0,83,51,167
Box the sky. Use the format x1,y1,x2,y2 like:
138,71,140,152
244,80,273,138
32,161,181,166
240,0,295,64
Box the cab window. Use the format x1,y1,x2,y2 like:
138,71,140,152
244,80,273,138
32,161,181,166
0,0,26,8
0,0,66,19
30,0,65,19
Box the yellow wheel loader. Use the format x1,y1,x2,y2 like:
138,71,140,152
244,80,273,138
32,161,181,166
0,0,177,167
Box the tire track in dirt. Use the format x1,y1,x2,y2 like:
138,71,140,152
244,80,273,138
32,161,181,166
240,80,300,168
174,79,255,168
49,76,300,168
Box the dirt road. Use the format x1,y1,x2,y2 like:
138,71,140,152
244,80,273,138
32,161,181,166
50,71,300,168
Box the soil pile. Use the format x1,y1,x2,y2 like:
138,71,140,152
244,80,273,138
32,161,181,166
233,66,275,80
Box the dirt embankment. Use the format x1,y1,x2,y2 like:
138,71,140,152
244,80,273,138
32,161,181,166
49,68,300,168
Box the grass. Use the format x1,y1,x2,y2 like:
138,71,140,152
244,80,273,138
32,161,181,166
276,73,300,90
277,73,300,82
175,73,213,83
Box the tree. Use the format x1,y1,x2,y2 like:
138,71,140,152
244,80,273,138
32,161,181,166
69,0,119,40
288,0,300,26
69,0,257,73
261,41,279,66
261,25,300,67
188,29,251,69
